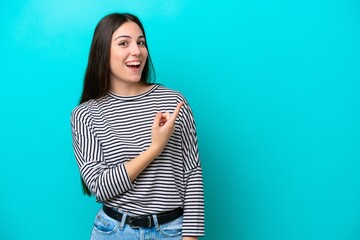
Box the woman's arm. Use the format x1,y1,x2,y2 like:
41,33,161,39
124,102,183,181
71,102,183,201
179,100,205,237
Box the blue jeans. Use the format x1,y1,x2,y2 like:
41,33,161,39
90,208,183,240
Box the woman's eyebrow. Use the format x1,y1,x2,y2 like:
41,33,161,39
114,35,145,41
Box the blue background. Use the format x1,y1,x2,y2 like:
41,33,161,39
1,0,360,239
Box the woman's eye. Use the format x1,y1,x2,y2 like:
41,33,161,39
138,40,146,46
118,41,128,46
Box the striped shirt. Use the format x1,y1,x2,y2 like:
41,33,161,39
70,84,204,236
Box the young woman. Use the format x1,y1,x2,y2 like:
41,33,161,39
70,13,204,240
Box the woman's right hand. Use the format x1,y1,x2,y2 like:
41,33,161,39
150,102,183,155
124,102,183,181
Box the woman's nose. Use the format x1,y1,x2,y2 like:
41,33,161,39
130,43,141,56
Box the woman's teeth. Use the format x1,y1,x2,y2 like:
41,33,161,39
126,62,141,68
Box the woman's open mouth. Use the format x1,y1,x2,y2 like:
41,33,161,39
125,61,141,69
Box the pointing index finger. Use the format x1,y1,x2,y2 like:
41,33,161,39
171,102,183,121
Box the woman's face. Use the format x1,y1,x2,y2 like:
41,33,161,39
109,21,148,87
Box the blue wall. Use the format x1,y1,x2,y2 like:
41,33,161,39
1,0,359,239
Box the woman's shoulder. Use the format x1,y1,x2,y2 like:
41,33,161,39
70,99,97,123
155,84,187,101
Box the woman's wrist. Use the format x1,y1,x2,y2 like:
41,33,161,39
147,144,163,158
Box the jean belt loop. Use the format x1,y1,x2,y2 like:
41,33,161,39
118,211,128,230
152,214,160,230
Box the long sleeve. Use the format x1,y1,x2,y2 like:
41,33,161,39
70,106,133,202
69,86,205,229
180,101,205,237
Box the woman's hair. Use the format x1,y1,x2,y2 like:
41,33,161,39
80,12,155,104
79,13,155,196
